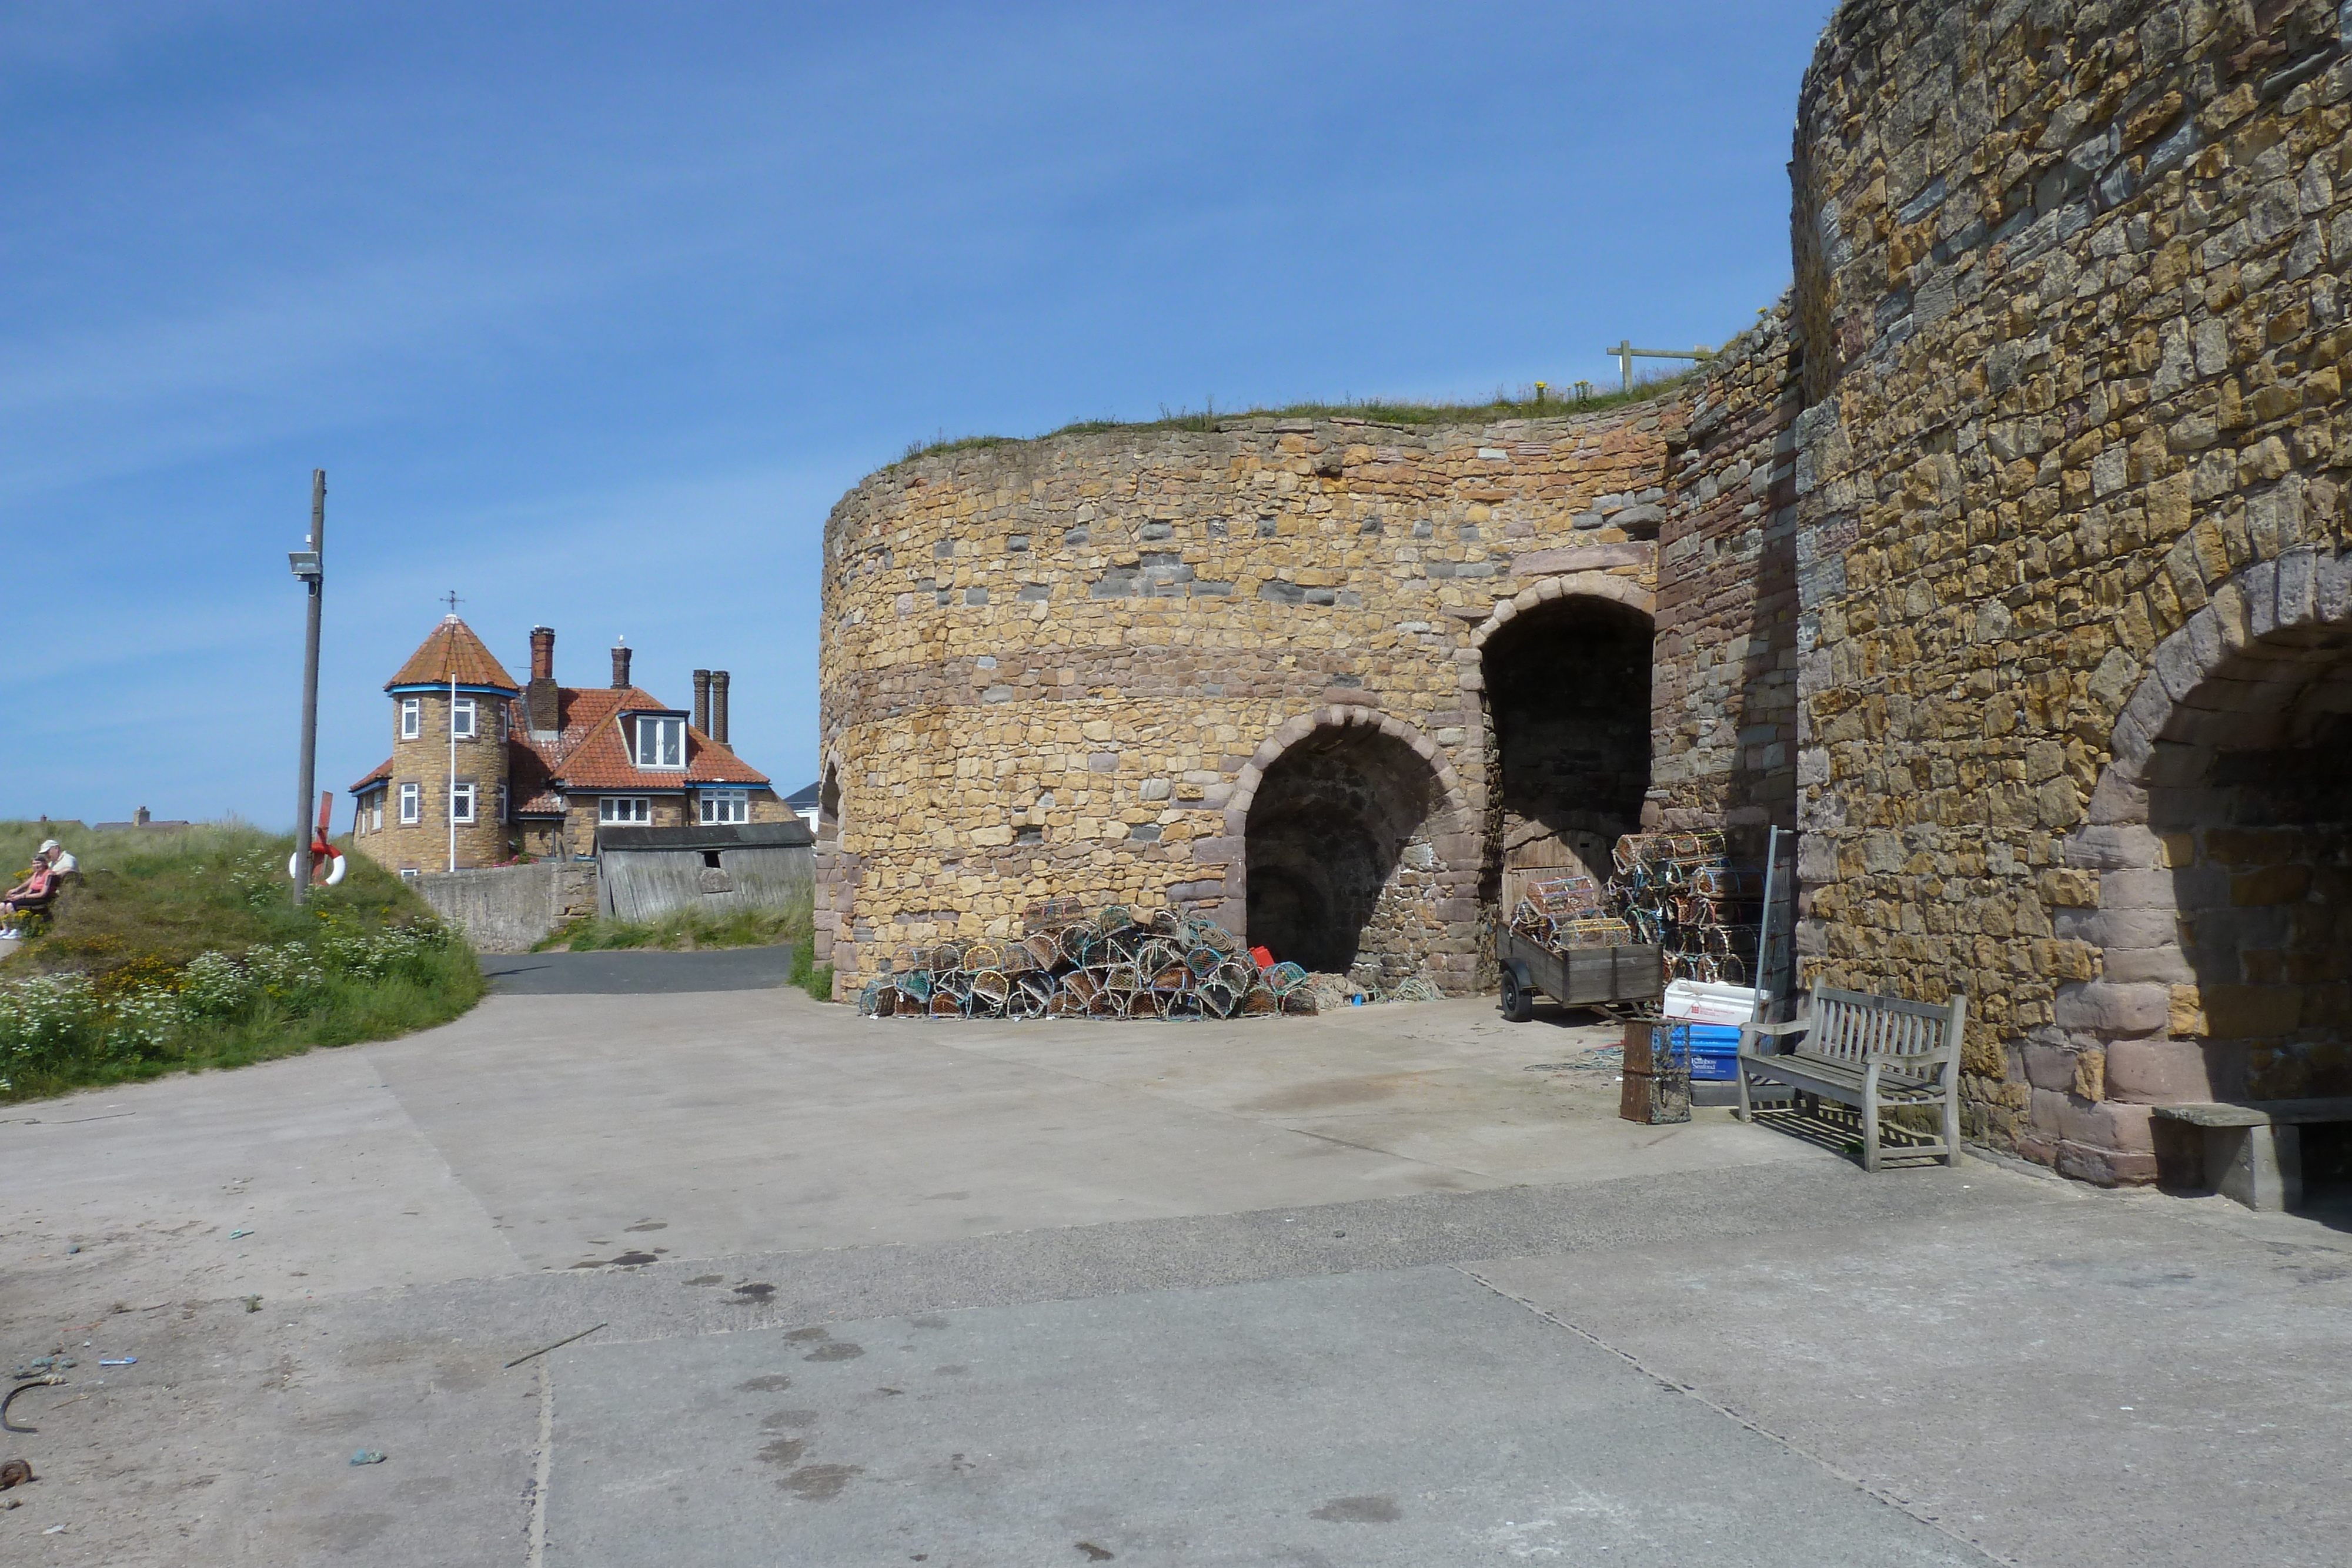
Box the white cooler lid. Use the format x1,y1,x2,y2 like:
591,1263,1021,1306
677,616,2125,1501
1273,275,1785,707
1662,979,1762,1024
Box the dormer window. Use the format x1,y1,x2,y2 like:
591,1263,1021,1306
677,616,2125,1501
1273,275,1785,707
634,715,686,769
400,697,421,740
452,697,477,739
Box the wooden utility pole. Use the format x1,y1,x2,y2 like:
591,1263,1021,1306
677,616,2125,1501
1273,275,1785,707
1605,340,1719,394
289,471,326,905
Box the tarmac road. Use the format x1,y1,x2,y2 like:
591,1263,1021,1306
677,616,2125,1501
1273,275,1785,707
3,975,2347,1566
479,944,796,994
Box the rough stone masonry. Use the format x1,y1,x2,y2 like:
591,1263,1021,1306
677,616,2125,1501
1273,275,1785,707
818,0,2352,1189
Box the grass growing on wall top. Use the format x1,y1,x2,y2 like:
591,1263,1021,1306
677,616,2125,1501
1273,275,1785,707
893,372,1703,466
0,820,483,1101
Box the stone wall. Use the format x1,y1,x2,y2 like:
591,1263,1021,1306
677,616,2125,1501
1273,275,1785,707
1788,0,2352,1181
416,861,599,954
352,690,512,874
1648,305,1806,851
816,407,1682,997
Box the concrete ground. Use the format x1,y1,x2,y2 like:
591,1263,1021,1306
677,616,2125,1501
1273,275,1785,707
2,971,2347,1566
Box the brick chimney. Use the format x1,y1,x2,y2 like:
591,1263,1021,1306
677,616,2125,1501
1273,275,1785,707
611,640,632,690
693,670,711,735
711,670,731,744
526,627,560,734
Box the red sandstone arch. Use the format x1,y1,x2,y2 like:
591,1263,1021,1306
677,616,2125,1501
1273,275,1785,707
1465,573,1655,654
1221,707,1478,993
2047,545,2352,1185
812,750,850,977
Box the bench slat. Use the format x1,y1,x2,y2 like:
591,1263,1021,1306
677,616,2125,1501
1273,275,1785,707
1740,1051,1945,1100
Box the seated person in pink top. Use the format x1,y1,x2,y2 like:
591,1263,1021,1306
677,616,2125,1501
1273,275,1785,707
0,854,57,936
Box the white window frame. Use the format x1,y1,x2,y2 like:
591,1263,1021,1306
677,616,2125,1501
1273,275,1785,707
452,696,477,739
496,783,509,822
450,781,477,824
634,716,686,770
400,696,422,740
599,796,651,825
399,868,420,882
372,802,383,831
398,781,421,824
699,791,749,825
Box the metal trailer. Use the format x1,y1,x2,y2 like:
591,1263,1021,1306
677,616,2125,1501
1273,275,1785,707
1495,924,1663,1022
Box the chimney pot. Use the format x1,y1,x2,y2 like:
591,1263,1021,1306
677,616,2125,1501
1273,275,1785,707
693,670,712,737
526,628,561,732
611,642,632,690
711,670,731,745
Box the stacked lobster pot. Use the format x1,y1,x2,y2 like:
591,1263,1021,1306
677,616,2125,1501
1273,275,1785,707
1605,831,1762,987
857,901,1319,1021
1506,873,1636,956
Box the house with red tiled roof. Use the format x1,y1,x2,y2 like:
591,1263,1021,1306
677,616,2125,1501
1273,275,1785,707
349,618,787,875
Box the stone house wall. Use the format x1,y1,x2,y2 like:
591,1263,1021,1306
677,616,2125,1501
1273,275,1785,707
1788,0,2352,1182
352,690,513,874
553,787,789,857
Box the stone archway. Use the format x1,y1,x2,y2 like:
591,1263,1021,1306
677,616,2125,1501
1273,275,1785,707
1227,707,1477,993
1476,590,1655,912
812,753,850,977
2045,546,2352,1185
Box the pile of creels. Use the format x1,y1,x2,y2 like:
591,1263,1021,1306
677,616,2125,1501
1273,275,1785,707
1508,873,1635,955
1606,830,1761,986
857,901,1318,1021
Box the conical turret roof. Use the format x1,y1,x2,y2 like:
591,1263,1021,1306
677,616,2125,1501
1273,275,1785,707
386,614,520,692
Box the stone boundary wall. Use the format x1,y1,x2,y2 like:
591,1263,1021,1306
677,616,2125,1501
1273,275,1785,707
416,861,599,954
1788,0,2352,1181
815,407,1683,996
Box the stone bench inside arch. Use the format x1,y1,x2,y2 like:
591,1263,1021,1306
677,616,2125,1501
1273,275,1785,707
2151,1098,2352,1212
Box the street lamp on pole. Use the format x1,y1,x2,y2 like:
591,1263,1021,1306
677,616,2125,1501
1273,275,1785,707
289,471,325,906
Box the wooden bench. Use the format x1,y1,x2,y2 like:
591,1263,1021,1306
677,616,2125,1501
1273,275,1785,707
2150,1098,2352,1211
1735,981,1968,1170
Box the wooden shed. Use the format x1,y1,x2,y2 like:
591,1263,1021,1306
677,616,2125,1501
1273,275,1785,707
595,821,814,924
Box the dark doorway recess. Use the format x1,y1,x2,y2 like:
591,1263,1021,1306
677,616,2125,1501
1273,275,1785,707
2150,624,2352,1102
1245,727,1442,976
1482,597,1653,908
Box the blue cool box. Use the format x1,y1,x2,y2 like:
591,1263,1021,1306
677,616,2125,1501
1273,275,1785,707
1667,1023,1744,1081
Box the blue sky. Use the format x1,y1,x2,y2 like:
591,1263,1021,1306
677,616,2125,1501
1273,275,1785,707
1,1,1829,831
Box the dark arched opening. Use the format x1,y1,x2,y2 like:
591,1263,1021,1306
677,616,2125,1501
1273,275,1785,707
817,763,841,846
1481,596,1653,910
2149,623,2352,1108
1245,726,1443,981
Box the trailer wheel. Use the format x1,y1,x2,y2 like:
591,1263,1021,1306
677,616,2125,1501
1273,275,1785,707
1499,967,1535,1023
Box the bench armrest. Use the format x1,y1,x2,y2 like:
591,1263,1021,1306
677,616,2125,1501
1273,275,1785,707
1745,1018,1810,1037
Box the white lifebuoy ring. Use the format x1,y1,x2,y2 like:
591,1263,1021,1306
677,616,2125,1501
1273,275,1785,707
289,851,348,885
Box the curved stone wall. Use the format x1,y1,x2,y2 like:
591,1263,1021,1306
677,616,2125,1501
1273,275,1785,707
813,409,1683,996
1788,0,2352,1181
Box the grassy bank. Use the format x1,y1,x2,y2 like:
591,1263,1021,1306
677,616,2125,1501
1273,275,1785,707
539,895,833,1001
0,821,483,1101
